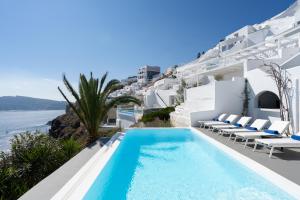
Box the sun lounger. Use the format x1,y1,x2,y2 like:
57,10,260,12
198,113,227,127
220,119,269,141
211,116,252,130
234,121,290,148
204,114,239,128
253,135,300,158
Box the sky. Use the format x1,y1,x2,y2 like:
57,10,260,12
0,0,296,100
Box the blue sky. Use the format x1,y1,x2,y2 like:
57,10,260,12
0,0,295,100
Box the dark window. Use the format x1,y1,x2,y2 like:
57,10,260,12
257,91,280,109
221,46,226,52
228,44,234,50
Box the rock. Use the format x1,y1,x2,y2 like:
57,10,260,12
49,108,87,140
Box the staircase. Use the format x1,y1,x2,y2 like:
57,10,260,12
155,90,168,107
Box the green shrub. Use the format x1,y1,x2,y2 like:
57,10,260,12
0,152,28,200
141,107,175,123
61,138,82,159
0,132,82,200
98,127,121,137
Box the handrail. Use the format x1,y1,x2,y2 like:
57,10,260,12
177,25,300,74
155,90,168,107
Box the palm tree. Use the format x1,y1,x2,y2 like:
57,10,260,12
58,72,141,142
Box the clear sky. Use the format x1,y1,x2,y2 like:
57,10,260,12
0,0,295,100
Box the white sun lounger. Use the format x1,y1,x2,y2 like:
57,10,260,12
211,116,252,130
220,119,269,141
254,135,300,158
198,113,227,127
234,121,290,148
204,114,239,128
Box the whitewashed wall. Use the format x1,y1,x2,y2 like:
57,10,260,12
287,66,300,132
185,83,215,111
245,60,280,125
186,78,244,126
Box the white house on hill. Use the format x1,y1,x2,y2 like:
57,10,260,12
169,0,300,132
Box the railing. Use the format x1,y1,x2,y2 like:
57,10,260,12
155,91,168,107
177,25,300,80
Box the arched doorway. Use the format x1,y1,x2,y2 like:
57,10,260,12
256,91,280,109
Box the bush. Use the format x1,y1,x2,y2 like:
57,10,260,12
141,107,175,123
98,127,121,138
0,132,82,200
132,118,172,128
61,138,82,159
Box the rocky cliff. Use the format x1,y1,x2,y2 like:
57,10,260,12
49,106,87,140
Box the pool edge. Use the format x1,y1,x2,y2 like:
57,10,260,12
50,132,124,200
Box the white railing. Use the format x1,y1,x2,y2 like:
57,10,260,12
177,25,300,81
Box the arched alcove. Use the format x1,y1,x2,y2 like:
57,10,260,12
256,91,280,109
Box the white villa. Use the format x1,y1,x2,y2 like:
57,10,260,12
111,0,300,131
171,1,300,129
143,77,178,108
141,1,300,132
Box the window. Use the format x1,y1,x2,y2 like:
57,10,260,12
257,91,280,109
221,46,226,52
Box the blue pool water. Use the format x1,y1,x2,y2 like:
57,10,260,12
118,109,135,116
84,128,294,200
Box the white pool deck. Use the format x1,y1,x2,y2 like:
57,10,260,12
19,128,300,200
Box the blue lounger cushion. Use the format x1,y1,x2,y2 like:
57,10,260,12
245,126,257,131
234,123,242,127
224,120,230,124
264,130,279,135
291,135,300,141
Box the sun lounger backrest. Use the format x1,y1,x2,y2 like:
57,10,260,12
251,119,269,130
218,113,227,121
268,121,290,134
226,114,239,123
237,116,252,127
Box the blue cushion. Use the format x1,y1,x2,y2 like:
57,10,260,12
234,123,242,127
212,118,218,121
291,135,300,141
224,120,230,124
245,126,257,131
264,130,279,135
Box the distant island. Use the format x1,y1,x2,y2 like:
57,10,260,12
0,96,66,111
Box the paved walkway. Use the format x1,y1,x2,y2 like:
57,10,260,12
196,127,300,185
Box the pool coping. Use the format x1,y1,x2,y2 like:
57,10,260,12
50,127,300,199
50,132,124,200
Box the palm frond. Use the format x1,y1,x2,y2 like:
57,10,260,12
105,95,141,111
58,72,140,142
57,87,86,127
98,72,108,95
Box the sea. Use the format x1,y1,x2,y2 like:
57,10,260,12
0,110,65,151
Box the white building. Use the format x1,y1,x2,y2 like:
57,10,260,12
170,1,300,132
143,78,179,108
137,65,160,85
121,76,137,86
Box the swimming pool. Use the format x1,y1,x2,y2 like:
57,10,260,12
83,128,296,200
118,108,135,116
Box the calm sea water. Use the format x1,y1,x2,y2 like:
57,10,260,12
0,110,65,151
